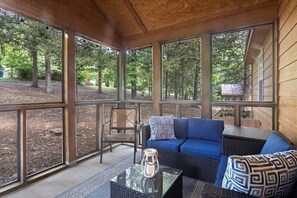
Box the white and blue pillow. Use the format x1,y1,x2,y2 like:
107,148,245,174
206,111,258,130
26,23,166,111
222,150,297,198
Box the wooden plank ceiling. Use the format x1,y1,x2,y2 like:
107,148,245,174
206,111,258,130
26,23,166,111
93,0,276,38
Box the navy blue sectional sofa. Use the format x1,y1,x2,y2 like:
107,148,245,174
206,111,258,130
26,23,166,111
142,118,224,182
143,118,297,197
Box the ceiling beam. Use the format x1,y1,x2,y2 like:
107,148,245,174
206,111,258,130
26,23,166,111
123,0,148,33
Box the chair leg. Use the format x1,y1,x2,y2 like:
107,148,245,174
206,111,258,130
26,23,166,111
100,142,103,163
134,143,137,164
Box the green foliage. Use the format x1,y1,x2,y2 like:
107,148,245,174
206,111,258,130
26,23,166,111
103,69,116,87
212,30,249,101
77,71,87,85
162,38,201,100
0,8,62,87
126,47,152,99
75,37,118,92
0,8,249,101
1,44,31,78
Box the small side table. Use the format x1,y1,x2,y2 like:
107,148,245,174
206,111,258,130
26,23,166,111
110,164,183,198
223,125,272,156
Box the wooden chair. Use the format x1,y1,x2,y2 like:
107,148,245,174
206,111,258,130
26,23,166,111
100,105,138,163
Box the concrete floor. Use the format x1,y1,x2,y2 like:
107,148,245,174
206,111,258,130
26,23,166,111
4,146,138,198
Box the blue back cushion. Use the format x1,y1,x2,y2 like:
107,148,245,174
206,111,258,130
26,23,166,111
174,118,188,138
261,131,295,154
188,118,224,142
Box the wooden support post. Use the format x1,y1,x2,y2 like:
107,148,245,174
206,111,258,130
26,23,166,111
95,104,100,151
137,103,141,123
98,104,104,151
273,20,278,131
118,50,126,101
235,105,240,127
201,34,211,119
63,30,77,165
152,42,161,115
18,110,27,184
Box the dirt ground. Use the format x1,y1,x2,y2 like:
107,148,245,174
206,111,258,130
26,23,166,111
0,79,199,186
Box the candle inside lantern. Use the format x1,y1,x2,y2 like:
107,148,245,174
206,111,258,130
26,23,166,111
145,164,155,177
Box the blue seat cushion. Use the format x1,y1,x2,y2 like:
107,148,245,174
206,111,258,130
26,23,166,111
188,118,224,142
214,155,228,187
174,118,188,139
180,139,222,160
261,131,295,154
147,138,187,152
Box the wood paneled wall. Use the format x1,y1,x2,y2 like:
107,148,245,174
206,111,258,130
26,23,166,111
252,60,259,101
278,0,297,144
0,0,122,49
263,32,274,102
251,30,273,129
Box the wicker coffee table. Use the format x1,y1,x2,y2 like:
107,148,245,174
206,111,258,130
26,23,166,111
110,164,183,198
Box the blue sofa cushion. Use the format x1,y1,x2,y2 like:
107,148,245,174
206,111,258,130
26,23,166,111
174,118,188,139
147,139,187,152
261,131,295,154
214,155,228,187
180,139,222,160
188,118,224,142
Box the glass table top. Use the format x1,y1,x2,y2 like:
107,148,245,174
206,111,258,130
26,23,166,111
110,164,182,197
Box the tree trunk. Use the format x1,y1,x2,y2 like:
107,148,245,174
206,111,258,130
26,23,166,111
174,72,178,100
10,66,14,77
181,74,184,99
45,53,52,93
31,49,38,87
114,80,117,88
97,69,103,93
149,83,151,98
193,61,199,100
131,73,137,99
165,72,168,100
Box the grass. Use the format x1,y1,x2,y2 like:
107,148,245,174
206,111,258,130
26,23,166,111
88,85,117,93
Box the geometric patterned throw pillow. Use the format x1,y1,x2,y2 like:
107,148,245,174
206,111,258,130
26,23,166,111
222,150,297,198
149,116,175,140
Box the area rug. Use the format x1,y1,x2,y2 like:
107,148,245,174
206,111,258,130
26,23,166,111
56,153,199,198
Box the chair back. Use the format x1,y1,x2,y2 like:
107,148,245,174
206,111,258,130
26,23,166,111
110,106,137,130
100,105,138,164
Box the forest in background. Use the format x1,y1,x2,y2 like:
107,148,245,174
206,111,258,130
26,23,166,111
0,8,249,102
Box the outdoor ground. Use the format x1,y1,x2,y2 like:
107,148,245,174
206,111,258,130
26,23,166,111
0,79,118,186
0,78,200,186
